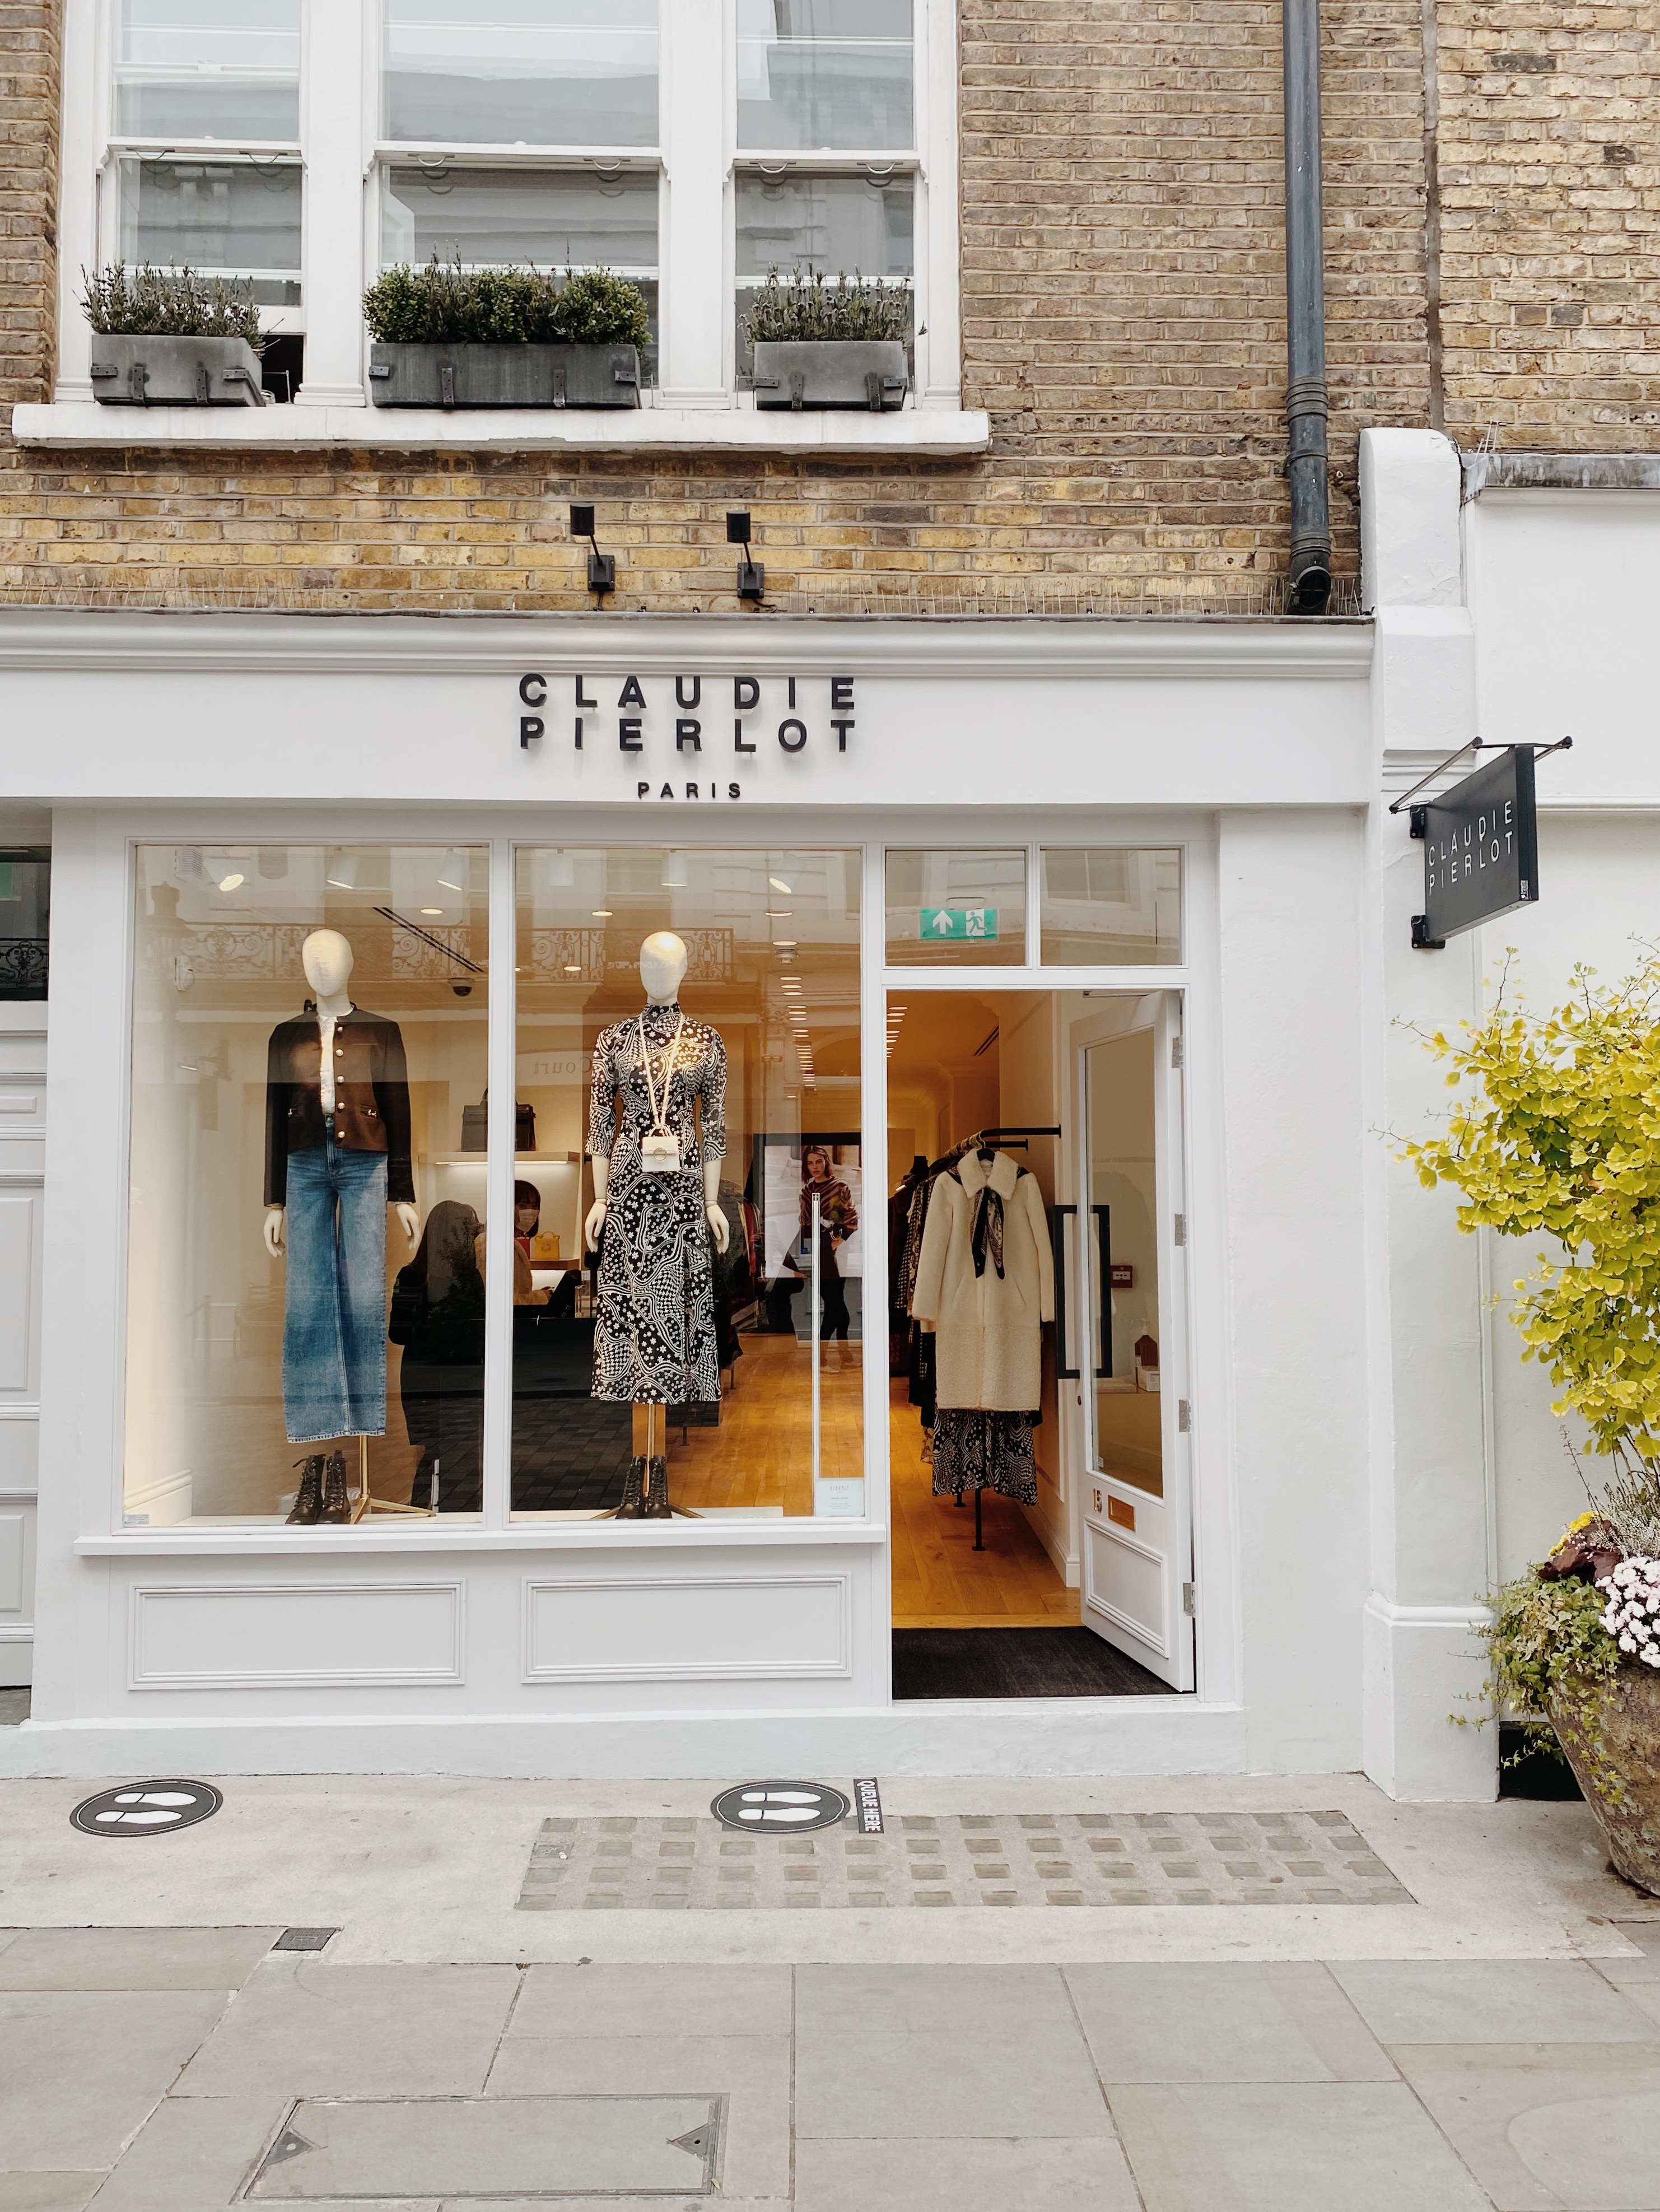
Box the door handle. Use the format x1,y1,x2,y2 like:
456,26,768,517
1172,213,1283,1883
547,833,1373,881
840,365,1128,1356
1091,1204,1112,1379
1051,1204,1079,1379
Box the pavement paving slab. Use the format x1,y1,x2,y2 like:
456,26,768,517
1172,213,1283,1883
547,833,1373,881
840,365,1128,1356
0,1926,281,1992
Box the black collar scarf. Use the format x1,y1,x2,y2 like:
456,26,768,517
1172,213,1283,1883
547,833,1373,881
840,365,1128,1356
967,1176,1006,1279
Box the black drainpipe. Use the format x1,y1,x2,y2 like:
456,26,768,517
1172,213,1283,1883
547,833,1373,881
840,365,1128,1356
1283,0,1332,614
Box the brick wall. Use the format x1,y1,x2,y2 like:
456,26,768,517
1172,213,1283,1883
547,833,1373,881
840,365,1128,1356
0,0,1649,612
1435,0,1660,446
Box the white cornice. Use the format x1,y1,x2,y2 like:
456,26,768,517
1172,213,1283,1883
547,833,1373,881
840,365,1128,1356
0,608,1374,682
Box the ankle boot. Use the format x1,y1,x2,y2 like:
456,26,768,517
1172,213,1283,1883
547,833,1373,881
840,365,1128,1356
613,1456,647,1519
645,1454,674,1518
318,1449,353,1523
286,1455,325,1525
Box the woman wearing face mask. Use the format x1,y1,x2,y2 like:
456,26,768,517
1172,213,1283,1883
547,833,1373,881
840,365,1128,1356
505,1179,551,1307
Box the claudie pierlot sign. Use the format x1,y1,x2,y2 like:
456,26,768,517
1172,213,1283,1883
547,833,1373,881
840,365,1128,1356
515,672,856,799
1410,745,1547,949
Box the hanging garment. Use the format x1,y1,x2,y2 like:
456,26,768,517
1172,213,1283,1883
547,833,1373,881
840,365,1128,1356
264,1005,413,1205
281,1139,388,1443
910,1151,1055,1410
931,1409,1037,1504
587,999,727,1404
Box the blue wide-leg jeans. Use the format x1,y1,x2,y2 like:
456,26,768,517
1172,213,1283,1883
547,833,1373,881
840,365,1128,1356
282,1140,388,1443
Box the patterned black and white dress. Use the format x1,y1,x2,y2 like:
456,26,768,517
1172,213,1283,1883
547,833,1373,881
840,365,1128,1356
588,1001,727,1404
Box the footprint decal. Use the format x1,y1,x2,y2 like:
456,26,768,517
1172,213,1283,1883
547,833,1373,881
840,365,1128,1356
710,1781,851,1834
71,1779,223,1837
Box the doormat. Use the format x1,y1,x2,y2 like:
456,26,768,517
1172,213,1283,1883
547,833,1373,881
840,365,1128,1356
893,1627,1173,1699
515,1810,1414,1910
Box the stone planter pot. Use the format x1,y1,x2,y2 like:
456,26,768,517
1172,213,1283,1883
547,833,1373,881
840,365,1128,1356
88,334,265,407
751,339,908,412
367,342,641,410
1549,1668,1660,1893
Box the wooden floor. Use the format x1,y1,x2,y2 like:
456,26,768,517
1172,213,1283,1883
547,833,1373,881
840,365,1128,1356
663,1328,864,1517
890,1382,1081,1629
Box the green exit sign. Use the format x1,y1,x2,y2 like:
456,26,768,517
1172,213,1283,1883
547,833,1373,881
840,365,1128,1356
920,907,998,942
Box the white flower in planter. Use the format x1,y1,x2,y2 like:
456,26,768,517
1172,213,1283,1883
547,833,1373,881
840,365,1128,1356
1598,1557,1660,1667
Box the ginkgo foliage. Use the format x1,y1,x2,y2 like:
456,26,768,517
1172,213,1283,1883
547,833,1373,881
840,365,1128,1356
1404,958,1660,1477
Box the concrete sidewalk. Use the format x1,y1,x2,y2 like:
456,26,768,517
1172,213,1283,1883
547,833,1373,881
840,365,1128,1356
1,1773,1657,2209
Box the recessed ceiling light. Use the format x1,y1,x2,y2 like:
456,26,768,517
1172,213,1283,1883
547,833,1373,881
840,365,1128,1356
773,939,798,948
766,908,792,916
421,906,444,915
591,909,613,918
217,872,244,892
769,877,792,893
564,964,582,974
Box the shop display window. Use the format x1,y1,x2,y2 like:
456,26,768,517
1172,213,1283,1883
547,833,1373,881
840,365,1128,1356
884,849,1026,967
123,845,489,1528
1041,847,1181,965
511,846,862,1520
0,851,49,1001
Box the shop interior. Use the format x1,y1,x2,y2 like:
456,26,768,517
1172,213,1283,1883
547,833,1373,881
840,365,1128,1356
886,987,1177,1698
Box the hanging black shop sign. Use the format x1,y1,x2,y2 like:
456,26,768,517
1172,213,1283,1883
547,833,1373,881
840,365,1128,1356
1406,738,1571,950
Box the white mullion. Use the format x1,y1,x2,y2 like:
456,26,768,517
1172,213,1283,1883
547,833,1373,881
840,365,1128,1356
919,0,960,407
479,837,517,1529
56,0,101,401
659,0,728,407
295,0,366,404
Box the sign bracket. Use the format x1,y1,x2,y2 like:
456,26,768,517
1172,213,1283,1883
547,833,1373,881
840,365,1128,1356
1402,737,1572,951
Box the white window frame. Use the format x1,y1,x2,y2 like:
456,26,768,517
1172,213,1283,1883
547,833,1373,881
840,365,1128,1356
46,0,968,441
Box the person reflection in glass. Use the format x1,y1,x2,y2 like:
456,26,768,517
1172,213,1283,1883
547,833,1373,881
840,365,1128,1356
389,1198,485,1511
794,1143,857,1358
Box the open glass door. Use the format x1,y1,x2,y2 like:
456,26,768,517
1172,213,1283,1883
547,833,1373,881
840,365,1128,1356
1073,993,1194,1689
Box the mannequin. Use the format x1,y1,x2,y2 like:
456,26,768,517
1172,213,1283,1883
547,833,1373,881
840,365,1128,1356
585,931,729,1518
263,928,417,1525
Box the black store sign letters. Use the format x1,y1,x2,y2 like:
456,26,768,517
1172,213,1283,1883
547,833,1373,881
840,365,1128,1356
516,673,855,798
1411,746,1540,949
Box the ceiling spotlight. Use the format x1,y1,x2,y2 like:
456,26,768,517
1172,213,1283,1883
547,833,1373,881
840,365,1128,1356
773,938,797,948
421,905,444,915
661,851,689,890
769,877,792,894
766,907,792,916
564,964,582,974
591,908,613,918
325,854,358,889
217,872,244,892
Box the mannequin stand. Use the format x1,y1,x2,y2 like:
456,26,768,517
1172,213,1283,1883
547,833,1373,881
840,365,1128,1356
598,1403,702,1518
347,1433,436,1519
951,1484,986,1551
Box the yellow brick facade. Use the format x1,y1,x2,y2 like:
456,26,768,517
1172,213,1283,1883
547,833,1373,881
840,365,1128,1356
0,0,1655,611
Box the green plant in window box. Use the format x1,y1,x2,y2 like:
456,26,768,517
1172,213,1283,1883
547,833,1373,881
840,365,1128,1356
743,266,912,415
1407,955,1660,1886
362,257,649,410
80,263,270,409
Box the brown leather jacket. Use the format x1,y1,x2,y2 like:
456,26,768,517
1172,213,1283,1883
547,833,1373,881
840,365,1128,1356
264,1006,414,1205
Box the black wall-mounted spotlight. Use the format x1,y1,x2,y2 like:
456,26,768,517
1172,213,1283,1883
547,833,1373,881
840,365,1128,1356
727,510,764,603
570,503,615,600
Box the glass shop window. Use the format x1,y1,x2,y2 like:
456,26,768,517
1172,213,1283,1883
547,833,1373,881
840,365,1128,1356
734,168,912,378
511,845,862,1521
884,850,1027,967
115,155,303,307
114,0,301,141
381,0,660,148
1041,848,1182,965
736,0,913,151
124,845,489,1528
0,852,49,1001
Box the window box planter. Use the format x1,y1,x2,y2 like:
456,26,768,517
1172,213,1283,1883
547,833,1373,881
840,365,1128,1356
367,342,641,411
89,334,265,407
750,339,908,412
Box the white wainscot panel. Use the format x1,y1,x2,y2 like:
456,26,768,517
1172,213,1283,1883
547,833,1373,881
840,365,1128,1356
523,1574,852,1684
129,1580,465,1690
0,1511,26,1613
0,1416,39,1487
1085,1522,1169,1660
0,1191,38,1394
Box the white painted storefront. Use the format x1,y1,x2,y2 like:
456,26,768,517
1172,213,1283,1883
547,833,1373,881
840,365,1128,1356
1,431,1654,1795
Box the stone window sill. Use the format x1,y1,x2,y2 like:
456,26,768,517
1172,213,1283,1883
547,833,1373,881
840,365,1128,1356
11,399,989,458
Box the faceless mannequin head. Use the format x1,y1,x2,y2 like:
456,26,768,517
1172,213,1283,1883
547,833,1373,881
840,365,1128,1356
302,929,355,1004
639,931,688,1005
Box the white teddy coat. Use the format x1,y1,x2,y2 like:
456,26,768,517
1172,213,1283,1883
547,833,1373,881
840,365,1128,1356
910,1152,1056,1410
